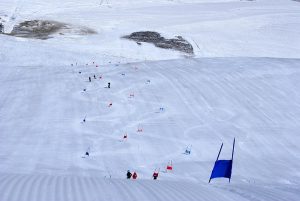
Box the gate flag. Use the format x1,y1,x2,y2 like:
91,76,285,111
209,138,235,183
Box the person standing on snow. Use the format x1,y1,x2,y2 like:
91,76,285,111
89,77,91,82
132,172,137,180
127,170,132,179
153,172,159,180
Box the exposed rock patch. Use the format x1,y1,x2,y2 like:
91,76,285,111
123,31,194,54
7,20,96,40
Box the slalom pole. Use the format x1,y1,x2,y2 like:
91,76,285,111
189,145,192,154
229,138,235,183
216,143,223,162
209,143,223,183
231,138,235,162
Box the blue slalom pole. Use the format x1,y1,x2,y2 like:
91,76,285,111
229,138,235,183
209,143,223,183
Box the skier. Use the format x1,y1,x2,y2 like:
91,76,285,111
108,82,110,88
127,170,132,179
153,172,159,180
89,77,91,82
185,145,192,155
132,172,137,180
94,74,96,79
85,147,90,157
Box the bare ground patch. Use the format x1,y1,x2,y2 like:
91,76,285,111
5,20,96,40
122,31,194,54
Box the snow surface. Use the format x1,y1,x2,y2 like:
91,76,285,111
1,0,300,200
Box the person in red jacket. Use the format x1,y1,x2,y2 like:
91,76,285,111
153,172,159,180
132,172,137,180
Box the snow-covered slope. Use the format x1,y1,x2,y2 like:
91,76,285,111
1,0,300,200
1,57,300,200
1,0,300,66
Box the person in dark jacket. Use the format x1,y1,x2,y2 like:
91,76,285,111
127,170,132,179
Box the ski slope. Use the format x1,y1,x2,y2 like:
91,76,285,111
1,0,300,200
1,57,300,200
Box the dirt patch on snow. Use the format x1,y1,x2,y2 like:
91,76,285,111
6,20,96,40
122,31,194,54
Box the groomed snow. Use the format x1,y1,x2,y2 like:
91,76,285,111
1,57,300,200
1,0,300,200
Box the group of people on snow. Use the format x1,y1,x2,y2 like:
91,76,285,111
88,75,110,89
126,170,159,180
78,62,162,181
88,75,97,82
127,170,138,180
